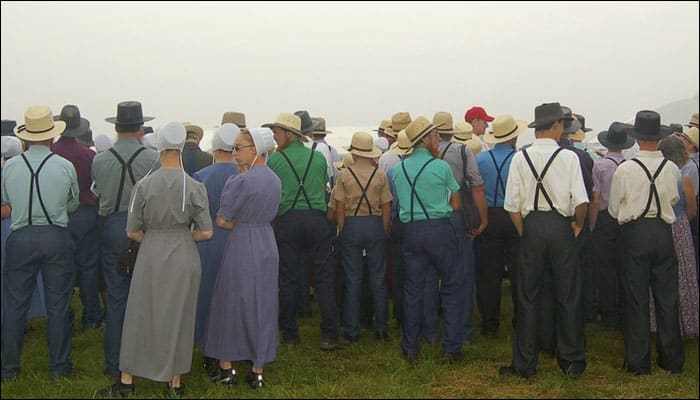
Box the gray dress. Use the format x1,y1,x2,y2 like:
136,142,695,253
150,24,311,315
120,169,212,382
202,165,281,369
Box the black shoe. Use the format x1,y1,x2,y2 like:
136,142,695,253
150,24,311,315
499,365,533,379
216,367,238,386
247,370,265,389
563,364,586,380
343,333,359,343
439,351,465,365
402,348,418,366
204,357,219,381
375,330,390,341
98,381,135,398
166,383,185,398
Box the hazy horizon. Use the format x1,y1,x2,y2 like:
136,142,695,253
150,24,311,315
2,1,698,147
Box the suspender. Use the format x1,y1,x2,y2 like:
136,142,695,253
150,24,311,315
401,158,436,222
20,153,55,225
487,149,515,207
440,142,453,160
279,147,316,210
604,156,624,166
109,147,147,214
521,147,565,213
347,166,378,216
630,158,669,218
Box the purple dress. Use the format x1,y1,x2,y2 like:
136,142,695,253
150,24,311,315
202,165,281,369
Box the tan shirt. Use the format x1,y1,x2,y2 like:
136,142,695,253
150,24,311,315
334,157,392,216
608,150,680,225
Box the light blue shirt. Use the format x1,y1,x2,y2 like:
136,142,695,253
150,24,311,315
392,148,460,223
476,143,516,207
1,145,79,230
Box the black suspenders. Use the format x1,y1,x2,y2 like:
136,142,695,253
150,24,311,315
279,148,316,210
109,147,147,214
630,158,669,218
20,153,55,225
347,166,378,216
401,158,436,222
605,156,624,166
521,147,565,213
440,142,453,160
488,149,515,207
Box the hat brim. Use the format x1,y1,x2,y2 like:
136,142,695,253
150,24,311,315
390,141,413,156
450,135,472,144
569,129,586,142
104,116,154,124
408,122,445,147
15,121,66,142
563,118,583,134
597,130,635,150
582,127,593,132
624,126,673,141
484,120,528,144
261,122,306,141
527,115,574,129
313,130,332,135
54,116,90,138
380,129,399,138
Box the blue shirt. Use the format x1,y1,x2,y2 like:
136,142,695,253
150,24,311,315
193,162,239,223
476,143,516,207
392,148,460,223
1,145,79,230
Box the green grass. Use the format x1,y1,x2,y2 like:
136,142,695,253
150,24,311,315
1,283,698,398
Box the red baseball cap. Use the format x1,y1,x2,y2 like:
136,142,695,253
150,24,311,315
464,106,494,123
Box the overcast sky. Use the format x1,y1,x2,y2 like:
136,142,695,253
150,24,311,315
1,1,698,148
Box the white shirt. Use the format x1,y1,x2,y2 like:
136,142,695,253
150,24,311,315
378,150,400,175
504,138,588,218
608,150,680,225
304,139,337,184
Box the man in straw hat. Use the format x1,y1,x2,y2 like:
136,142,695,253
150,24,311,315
92,100,158,378
192,123,241,379
312,117,341,167
588,122,634,330
1,105,80,381
379,113,412,174
334,132,393,343
392,116,466,365
608,110,684,375
500,102,588,379
51,105,103,330
474,114,527,339
264,112,347,351
432,111,487,346
182,122,213,176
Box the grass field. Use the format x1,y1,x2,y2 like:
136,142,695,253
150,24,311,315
1,283,698,399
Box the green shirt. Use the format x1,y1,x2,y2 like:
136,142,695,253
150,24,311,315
392,147,460,223
268,140,328,215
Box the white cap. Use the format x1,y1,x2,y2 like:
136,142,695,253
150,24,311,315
142,132,157,150
249,127,276,155
94,134,114,153
156,122,186,152
374,136,389,152
1,136,23,159
212,123,240,151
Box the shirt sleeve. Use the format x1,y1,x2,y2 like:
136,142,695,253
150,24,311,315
66,162,80,213
568,154,589,207
1,167,9,206
378,171,393,205
217,174,246,221
333,170,347,202
503,155,523,213
445,164,461,194
607,167,623,219
465,148,484,187
191,181,212,231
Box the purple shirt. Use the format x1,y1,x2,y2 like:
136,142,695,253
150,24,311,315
52,137,98,206
592,151,625,211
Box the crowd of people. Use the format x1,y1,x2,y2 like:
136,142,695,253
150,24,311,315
0,100,698,397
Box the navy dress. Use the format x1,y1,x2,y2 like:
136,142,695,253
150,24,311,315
202,165,281,369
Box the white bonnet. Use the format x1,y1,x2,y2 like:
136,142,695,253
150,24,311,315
156,122,187,152
1,136,23,159
248,127,276,155
212,123,240,151
94,134,114,153
142,132,157,150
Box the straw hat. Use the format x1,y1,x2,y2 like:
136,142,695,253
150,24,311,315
333,152,355,171
312,117,332,134
15,106,66,142
348,131,382,158
183,123,204,140
262,112,304,140
484,114,528,144
679,126,699,149
373,119,392,135
221,111,246,128
389,129,413,156
466,137,483,156
451,122,474,144
687,112,698,128
405,116,444,147
385,112,412,137
433,111,456,134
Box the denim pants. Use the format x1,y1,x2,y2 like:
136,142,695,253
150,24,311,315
69,205,102,327
341,216,388,337
401,216,466,356
275,210,339,341
1,225,74,379
100,212,131,377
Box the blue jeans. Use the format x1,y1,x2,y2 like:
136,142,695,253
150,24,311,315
401,216,466,356
341,216,388,337
69,206,102,328
462,237,475,342
100,212,131,377
1,225,74,379
421,268,440,341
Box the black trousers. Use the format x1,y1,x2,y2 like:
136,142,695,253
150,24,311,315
512,211,586,376
590,211,621,328
475,207,519,334
620,218,684,373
